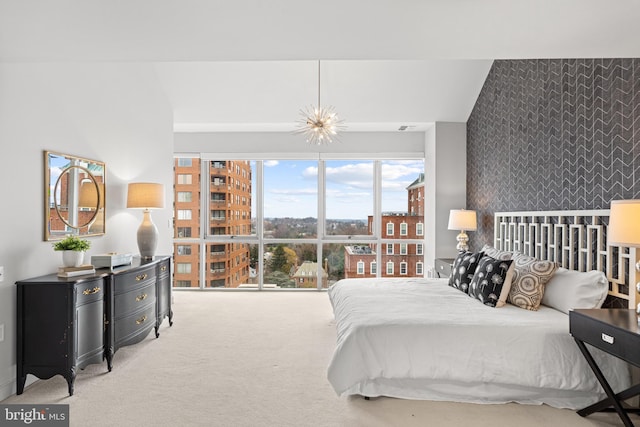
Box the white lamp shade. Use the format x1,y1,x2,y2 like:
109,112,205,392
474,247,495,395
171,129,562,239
448,209,477,231
608,199,640,247
127,182,165,209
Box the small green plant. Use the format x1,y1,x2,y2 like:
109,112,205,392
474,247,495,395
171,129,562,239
52,235,91,252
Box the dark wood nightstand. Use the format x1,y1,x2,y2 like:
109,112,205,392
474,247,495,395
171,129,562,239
434,258,455,278
570,309,640,426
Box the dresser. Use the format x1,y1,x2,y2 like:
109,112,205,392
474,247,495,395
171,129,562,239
104,256,173,370
434,258,455,278
16,274,108,396
16,256,172,395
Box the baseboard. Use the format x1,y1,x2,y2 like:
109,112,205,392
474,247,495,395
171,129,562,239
0,376,15,401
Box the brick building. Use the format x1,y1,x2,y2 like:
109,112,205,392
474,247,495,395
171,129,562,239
344,173,425,278
173,159,252,288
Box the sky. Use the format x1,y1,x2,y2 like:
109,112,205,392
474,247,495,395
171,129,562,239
261,159,424,219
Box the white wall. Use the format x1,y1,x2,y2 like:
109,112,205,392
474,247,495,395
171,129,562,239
175,131,426,157
424,122,467,268
0,62,174,400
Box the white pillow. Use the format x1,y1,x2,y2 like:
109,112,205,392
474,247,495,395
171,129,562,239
541,267,608,314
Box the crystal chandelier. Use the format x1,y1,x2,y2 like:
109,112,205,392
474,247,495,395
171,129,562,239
294,61,346,145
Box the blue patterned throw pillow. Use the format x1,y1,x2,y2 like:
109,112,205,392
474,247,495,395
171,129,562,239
468,256,515,307
448,251,484,294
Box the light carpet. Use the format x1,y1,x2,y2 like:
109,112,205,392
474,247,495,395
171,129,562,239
2,291,633,427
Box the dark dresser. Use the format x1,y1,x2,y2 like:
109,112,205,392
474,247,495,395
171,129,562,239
16,255,172,395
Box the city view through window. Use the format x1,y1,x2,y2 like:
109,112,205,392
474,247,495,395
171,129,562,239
172,158,425,289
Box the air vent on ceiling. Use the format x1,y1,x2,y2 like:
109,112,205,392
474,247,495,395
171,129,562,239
398,125,417,131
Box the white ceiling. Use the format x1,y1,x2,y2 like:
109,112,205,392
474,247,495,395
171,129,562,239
2,1,639,132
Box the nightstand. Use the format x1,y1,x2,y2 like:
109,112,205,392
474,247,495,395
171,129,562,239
434,258,455,278
570,309,640,426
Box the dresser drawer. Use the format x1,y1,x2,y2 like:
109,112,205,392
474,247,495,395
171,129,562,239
158,259,170,277
434,258,454,278
114,304,155,344
75,279,104,305
114,282,156,318
570,310,640,366
113,265,156,295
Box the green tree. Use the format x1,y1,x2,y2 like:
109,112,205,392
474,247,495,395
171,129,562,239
270,244,288,273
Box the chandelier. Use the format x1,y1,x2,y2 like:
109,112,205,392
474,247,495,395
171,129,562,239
294,61,346,145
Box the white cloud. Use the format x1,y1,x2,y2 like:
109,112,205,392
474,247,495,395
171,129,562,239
264,160,279,167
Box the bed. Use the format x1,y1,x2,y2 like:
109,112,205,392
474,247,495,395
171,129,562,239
327,210,640,409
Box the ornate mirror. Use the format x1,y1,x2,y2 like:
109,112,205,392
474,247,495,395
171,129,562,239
44,151,106,241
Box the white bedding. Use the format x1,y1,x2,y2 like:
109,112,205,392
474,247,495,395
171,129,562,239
327,277,630,409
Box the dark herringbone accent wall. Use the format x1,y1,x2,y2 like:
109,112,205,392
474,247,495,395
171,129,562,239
467,59,640,248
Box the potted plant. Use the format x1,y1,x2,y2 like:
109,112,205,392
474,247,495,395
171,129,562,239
53,235,91,267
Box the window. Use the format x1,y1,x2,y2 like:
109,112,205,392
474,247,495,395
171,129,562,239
177,245,192,255
210,262,225,273
177,227,192,238
210,279,225,287
175,280,191,287
177,210,192,220
173,157,424,288
176,263,192,274
177,158,192,167
177,174,192,185
416,222,424,236
177,191,192,202
211,210,225,220
400,262,407,275
386,223,394,236
211,193,225,202
416,243,423,255
416,262,423,276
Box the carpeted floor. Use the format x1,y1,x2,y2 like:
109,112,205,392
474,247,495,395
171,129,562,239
2,291,634,426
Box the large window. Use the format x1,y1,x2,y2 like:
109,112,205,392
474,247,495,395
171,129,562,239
172,157,424,289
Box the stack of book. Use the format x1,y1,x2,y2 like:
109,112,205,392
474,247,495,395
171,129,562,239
57,264,96,278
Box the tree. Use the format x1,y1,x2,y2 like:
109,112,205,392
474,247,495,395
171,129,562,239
270,244,288,273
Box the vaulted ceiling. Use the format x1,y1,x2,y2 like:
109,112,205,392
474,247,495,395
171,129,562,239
2,1,638,131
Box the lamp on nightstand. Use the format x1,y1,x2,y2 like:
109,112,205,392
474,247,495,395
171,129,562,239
608,199,640,313
127,182,165,259
448,209,477,252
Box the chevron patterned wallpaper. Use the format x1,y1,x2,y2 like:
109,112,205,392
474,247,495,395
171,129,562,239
467,59,640,248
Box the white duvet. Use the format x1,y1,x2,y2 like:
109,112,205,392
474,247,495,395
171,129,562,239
327,278,630,409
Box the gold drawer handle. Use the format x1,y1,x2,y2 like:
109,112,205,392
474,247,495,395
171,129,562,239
135,293,148,302
83,287,101,295
161,265,167,272
135,273,148,281
136,315,147,325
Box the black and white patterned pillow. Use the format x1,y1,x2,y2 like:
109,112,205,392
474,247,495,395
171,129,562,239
468,256,515,307
448,251,484,294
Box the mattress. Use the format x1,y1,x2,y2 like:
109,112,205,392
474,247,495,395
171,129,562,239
327,277,630,409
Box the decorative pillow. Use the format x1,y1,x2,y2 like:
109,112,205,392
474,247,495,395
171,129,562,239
448,251,484,294
468,257,515,307
541,268,608,314
480,244,513,261
508,253,559,311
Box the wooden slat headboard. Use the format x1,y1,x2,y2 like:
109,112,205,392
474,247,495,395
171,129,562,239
494,210,640,309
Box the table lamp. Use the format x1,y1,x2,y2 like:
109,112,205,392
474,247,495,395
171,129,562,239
127,182,165,259
608,199,640,313
448,209,477,252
